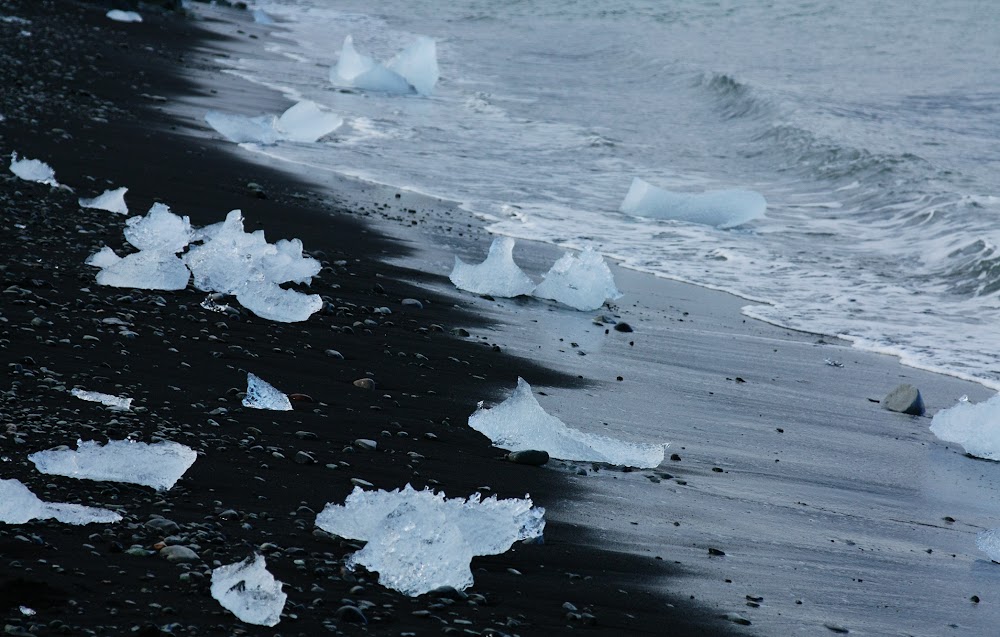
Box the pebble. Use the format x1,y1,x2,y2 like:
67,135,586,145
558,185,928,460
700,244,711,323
353,438,377,451
294,451,316,464
401,298,423,309
882,384,925,416
507,449,549,466
613,322,633,333
353,378,375,390
159,545,199,563
325,349,344,359
334,605,367,624
350,478,374,488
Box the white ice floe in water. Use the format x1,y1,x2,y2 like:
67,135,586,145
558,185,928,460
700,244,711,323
450,237,535,297
205,101,342,145
70,388,131,411
469,378,666,468
95,250,190,291
124,203,193,253
0,479,122,525
316,485,544,596
929,394,1000,460
243,372,293,411
533,247,622,311
79,187,129,214
106,9,142,23
619,177,766,229
977,528,1000,562
211,555,286,627
29,439,197,491
8,152,59,187
331,35,439,96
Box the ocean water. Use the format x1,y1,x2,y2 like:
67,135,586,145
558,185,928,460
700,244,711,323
220,0,1000,388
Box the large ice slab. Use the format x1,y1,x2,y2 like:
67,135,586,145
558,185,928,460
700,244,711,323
533,247,622,311
929,394,1000,460
9,152,59,187
95,250,190,291
235,281,323,323
70,388,131,411
243,372,293,411
619,178,766,229
0,479,122,525
450,237,535,297
331,35,439,95
386,36,439,96
211,554,286,627
275,100,344,143
124,203,193,253
469,378,665,468
29,439,197,491
79,187,129,214
316,485,544,596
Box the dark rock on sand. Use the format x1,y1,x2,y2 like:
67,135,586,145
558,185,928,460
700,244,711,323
613,322,633,333
882,384,925,415
507,450,550,466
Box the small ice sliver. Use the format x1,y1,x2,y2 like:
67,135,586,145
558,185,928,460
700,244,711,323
469,378,666,468
8,151,59,187
71,388,132,411
106,10,142,23
450,237,535,297
0,479,121,525
79,186,129,215
243,372,293,411
29,439,197,491
619,177,766,229
533,247,622,311
929,393,1000,460
211,554,286,627
977,528,1000,562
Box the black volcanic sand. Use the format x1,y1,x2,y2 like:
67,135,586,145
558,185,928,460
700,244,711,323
0,2,750,636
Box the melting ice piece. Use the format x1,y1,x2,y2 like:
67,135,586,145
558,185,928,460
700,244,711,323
85,246,122,269
236,281,323,323
184,210,270,294
275,101,343,143
211,555,286,627
386,36,439,96
316,485,544,596
106,9,142,23
330,35,414,94
619,178,766,229
977,528,1000,562
252,8,275,24
930,393,1000,460
95,250,190,291
79,186,129,214
261,238,321,284
29,439,197,491
469,378,665,468
450,237,535,297
70,388,132,411
533,247,622,311
0,479,122,525
205,111,280,145
9,152,59,187
124,203,193,253
243,372,293,411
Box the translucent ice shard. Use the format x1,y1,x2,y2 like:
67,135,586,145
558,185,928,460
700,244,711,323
533,247,622,311
977,528,1000,562
79,187,129,214
0,479,121,525
211,555,286,627
184,210,270,294
330,35,414,94
386,36,439,96
124,203,193,253
205,111,280,145
29,439,197,491
619,178,766,228
243,372,293,411
70,388,132,411
95,250,190,291
235,281,323,323
469,378,666,468
252,8,275,25
450,237,535,297
9,152,59,187
85,246,122,269
275,101,343,143
316,485,544,596
106,9,142,23
930,394,1000,460
261,238,321,285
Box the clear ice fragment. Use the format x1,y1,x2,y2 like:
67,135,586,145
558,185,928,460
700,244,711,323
70,388,132,411
79,187,129,214
29,439,197,491
85,246,122,269
930,393,1000,460
184,210,270,294
204,111,280,145
95,250,190,291
9,152,58,187
469,378,666,468
619,177,766,228
106,9,142,23
0,479,121,525
243,372,293,411
533,247,622,311
450,237,535,297
316,485,544,596
124,203,193,253
386,36,439,96
261,238,321,284
235,281,323,323
330,35,414,94
211,555,287,626
977,528,1000,562
275,101,343,143
252,8,275,24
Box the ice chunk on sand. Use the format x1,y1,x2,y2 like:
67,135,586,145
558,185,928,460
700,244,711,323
235,281,323,323
79,187,128,214
619,177,766,228
184,210,269,294
85,246,122,269
533,247,622,311
252,8,275,25
29,439,197,491
106,9,142,23
930,394,1000,460
243,372,293,411
95,250,190,291
124,203,193,253
0,479,121,525
469,378,665,468
211,555,286,627
70,388,132,411
261,238,321,284
9,152,59,187
205,111,280,145
386,36,439,96
316,484,544,596
450,237,535,297
977,528,1000,562
330,35,414,95
275,100,343,143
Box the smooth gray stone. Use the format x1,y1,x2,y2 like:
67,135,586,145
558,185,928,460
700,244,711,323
507,449,550,466
883,384,925,415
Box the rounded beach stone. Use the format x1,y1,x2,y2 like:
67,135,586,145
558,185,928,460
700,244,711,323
883,384,925,415
159,545,199,563
507,449,550,466
353,378,375,390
